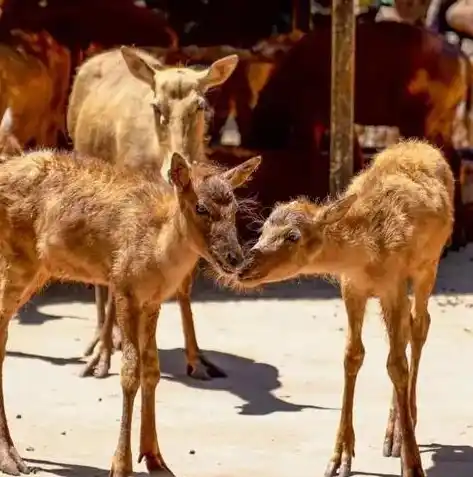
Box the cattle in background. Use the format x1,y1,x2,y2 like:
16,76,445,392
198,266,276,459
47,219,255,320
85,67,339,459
245,21,471,249
0,30,71,149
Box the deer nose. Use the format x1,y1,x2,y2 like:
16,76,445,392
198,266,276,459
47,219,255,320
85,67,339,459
226,251,243,269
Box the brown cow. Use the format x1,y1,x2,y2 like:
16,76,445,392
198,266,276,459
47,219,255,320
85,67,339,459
67,46,239,380
0,30,71,149
245,21,471,249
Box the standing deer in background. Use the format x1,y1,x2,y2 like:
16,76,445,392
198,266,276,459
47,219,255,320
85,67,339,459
237,140,454,477
67,45,239,379
0,125,260,476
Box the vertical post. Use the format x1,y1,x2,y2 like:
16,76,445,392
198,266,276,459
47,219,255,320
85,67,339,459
330,0,355,195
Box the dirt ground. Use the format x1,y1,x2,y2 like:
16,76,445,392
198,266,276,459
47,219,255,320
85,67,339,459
4,244,473,477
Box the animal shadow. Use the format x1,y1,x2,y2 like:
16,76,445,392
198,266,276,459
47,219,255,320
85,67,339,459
16,283,95,325
159,347,337,416
422,442,473,477
25,458,147,477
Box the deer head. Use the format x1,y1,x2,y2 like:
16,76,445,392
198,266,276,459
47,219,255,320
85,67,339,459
168,152,261,273
121,46,239,168
237,194,358,286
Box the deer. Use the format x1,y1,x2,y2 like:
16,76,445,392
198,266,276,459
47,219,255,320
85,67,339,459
0,123,260,476
236,139,454,477
67,45,240,380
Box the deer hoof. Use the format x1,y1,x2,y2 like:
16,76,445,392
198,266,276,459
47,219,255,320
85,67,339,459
383,434,402,458
186,354,226,380
79,347,111,379
0,445,30,475
324,458,351,477
401,464,425,477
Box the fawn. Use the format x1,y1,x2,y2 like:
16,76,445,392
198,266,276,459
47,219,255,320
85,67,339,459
237,139,454,477
67,45,240,379
0,136,260,476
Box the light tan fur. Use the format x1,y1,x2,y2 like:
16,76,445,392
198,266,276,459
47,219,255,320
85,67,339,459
0,140,260,477
67,45,240,379
237,139,454,477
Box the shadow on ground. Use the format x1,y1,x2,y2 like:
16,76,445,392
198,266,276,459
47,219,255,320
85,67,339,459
26,458,147,477
422,443,473,477
7,347,334,417
159,347,336,416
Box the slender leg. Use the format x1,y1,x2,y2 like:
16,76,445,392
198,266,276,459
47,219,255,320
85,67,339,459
110,291,140,477
381,281,424,477
325,281,368,477
408,263,437,430
383,261,437,460
383,389,403,458
177,271,226,380
80,293,116,379
137,305,173,475
83,285,108,357
0,260,45,475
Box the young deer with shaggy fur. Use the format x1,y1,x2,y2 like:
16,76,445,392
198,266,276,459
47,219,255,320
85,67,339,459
67,45,239,380
237,140,454,477
0,144,259,476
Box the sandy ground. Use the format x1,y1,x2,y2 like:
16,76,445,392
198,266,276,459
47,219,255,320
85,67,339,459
4,243,473,477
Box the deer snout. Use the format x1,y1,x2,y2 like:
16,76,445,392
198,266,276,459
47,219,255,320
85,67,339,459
237,248,262,280
225,250,244,269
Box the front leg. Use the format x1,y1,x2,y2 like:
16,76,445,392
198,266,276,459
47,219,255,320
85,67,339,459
325,281,367,477
177,271,226,380
138,305,174,475
110,291,141,477
0,263,46,475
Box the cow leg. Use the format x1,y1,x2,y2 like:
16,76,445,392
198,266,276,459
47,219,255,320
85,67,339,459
177,272,226,380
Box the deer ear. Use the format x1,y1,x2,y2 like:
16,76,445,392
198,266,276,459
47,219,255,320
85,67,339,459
168,152,191,191
320,193,357,225
197,54,239,91
120,46,162,87
221,155,261,190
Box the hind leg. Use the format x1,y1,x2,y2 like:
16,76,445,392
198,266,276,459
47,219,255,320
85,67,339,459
81,288,118,378
177,272,226,380
0,258,46,474
83,285,107,357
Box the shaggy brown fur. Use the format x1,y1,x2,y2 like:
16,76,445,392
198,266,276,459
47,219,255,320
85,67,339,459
237,140,454,477
0,145,260,477
67,45,239,380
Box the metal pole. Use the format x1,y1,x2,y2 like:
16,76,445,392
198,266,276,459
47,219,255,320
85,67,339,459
330,0,355,195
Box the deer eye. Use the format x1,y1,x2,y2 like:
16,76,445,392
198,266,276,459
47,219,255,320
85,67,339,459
195,203,209,215
286,230,300,243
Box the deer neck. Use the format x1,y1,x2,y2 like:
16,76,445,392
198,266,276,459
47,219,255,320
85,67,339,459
307,222,371,277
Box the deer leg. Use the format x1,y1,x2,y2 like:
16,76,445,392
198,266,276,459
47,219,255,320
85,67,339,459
80,294,116,379
83,285,107,357
325,282,367,477
137,305,173,475
383,389,403,458
408,263,436,431
382,282,424,477
383,262,436,460
177,272,226,380
110,291,140,477
0,261,46,475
